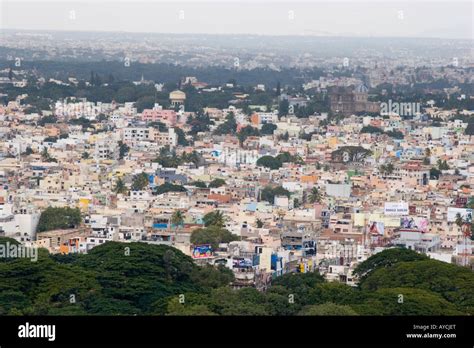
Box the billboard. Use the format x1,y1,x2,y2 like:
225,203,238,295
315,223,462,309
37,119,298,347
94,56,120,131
303,240,317,256
192,244,212,259
368,221,384,236
326,183,351,198
384,202,409,216
400,217,429,232
447,207,473,223
232,257,253,268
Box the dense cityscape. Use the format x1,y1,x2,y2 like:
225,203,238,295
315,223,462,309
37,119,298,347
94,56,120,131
0,3,473,329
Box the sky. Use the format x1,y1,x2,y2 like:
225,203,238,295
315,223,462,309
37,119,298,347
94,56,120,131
0,0,472,39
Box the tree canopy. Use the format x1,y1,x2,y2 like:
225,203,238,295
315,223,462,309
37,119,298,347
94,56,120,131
190,226,239,250
0,240,472,316
37,207,82,232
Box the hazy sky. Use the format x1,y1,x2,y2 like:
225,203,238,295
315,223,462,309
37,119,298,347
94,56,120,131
0,0,472,39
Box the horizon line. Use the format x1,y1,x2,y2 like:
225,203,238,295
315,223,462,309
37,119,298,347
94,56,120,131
1,27,472,41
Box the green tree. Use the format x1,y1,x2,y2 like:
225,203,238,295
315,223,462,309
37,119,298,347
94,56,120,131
206,287,268,315
437,159,449,170
359,258,474,314
41,147,57,162
260,123,277,135
114,178,128,194
355,288,463,315
175,128,189,146
191,181,207,188
298,302,358,316
256,155,282,170
331,146,371,163
118,141,130,160
278,99,289,117
23,147,34,156
166,297,216,316
385,130,404,139
208,178,226,188
131,172,149,191
430,167,441,179
214,112,237,135
276,81,281,96
171,210,185,229
465,118,474,135
275,152,303,165
237,125,260,146
37,207,82,232
386,163,394,174
154,183,187,195
308,187,323,204
190,226,238,250
360,125,383,134
149,121,168,132
203,211,226,228
260,186,290,203
354,248,428,281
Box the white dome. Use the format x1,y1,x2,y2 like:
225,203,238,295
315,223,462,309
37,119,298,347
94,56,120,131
355,84,369,93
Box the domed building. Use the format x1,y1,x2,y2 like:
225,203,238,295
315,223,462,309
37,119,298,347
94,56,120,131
329,83,380,116
169,90,186,107
354,83,369,94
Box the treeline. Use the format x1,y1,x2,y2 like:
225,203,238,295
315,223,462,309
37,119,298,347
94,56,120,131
360,126,404,139
0,239,472,316
0,59,324,88
0,239,233,315
2,78,288,115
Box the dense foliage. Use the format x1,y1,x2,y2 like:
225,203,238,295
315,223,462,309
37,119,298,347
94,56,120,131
37,207,82,232
154,183,187,195
0,239,232,315
190,226,239,250
256,152,302,170
260,186,291,203
0,241,471,316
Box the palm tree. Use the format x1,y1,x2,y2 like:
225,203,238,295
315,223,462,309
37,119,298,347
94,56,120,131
386,163,394,175
203,210,225,228
171,210,185,243
114,178,127,194
455,213,464,229
256,218,264,228
308,187,323,204
171,210,184,228
437,159,443,170
437,159,449,171
41,147,50,161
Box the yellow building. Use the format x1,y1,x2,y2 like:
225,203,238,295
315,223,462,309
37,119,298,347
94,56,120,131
169,90,186,107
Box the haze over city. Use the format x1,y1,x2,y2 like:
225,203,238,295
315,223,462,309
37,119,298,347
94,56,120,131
1,0,473,39
0,1,473,346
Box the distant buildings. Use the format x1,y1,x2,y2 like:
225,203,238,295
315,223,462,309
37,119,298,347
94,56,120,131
169,90,186,107
329,84,380,116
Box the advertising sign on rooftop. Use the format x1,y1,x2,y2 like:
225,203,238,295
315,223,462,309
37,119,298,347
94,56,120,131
192,244,212,259
447,207,473,223
384,202,409,216
400,217,429,232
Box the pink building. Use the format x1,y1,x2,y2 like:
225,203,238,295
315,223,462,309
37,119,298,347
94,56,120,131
142,109,177,126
